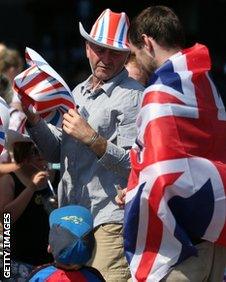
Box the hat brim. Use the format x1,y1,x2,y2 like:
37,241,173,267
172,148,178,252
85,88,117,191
79,22,130,52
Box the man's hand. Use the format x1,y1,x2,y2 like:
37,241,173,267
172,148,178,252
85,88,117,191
62,109,96,145
63,109,107,157
115,187,127,208
22,104,41,126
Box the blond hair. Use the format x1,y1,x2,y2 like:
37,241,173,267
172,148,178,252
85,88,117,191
0,48,23,74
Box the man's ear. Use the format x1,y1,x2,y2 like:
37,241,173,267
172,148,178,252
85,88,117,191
142,34,153,52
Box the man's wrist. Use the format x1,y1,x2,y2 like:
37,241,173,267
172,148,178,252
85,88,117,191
88,134,107,158
25,116,41,128
86,132,100,147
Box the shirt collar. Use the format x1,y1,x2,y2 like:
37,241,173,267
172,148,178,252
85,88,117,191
80,68,128,97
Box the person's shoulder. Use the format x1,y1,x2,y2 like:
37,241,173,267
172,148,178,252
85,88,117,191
115,76,144,105
27,264,106,282
109,75,144,110
25,263,56,281
119,74,145,92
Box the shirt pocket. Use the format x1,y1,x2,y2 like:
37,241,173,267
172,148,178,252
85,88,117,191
95,108,114,136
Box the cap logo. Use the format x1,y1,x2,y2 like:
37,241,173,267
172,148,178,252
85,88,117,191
61,215,83,224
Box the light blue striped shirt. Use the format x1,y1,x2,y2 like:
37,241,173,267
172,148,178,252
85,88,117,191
28,69,144,227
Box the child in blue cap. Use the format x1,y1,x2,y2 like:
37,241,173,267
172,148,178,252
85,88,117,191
27,205,105,281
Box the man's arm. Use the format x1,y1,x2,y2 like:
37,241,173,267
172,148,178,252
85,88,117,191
24,110,62,163
63,89,142,178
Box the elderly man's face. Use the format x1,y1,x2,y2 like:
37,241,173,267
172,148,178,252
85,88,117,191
86,42,129,81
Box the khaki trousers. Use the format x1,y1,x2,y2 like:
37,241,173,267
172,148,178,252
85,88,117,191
162,241,226,282
89,223,131,282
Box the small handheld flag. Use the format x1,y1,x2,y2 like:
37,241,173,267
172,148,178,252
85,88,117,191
13,47,76,127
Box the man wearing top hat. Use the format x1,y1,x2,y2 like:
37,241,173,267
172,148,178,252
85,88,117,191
25,9,144,281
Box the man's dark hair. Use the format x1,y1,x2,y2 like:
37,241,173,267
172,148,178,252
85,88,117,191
128,6,185,49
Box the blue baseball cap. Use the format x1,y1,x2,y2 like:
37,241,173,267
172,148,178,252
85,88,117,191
49,205,94,265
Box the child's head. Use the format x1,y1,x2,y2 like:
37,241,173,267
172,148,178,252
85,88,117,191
49,205,94,267
6,129,44,165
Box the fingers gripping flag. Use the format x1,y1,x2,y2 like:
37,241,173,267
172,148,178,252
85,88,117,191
125,44,226,281
0,97,10,155
13,47,76,127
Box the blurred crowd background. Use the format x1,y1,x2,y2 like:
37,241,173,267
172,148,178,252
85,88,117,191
0,0,226,103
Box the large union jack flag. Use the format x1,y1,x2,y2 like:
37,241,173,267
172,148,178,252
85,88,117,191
13,47,75,127
124,44,226,281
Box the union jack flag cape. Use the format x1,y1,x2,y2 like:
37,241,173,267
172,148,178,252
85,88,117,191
124,43,226,281
13,47,75,127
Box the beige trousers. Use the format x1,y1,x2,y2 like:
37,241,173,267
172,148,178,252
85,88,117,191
161,241,226,282
89,223,131,282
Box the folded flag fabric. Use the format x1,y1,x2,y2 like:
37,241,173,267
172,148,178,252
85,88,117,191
13,47,76,127
124,43,226,281
0,97,9,154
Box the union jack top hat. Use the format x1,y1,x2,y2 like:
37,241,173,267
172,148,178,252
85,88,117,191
79,9,130,52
